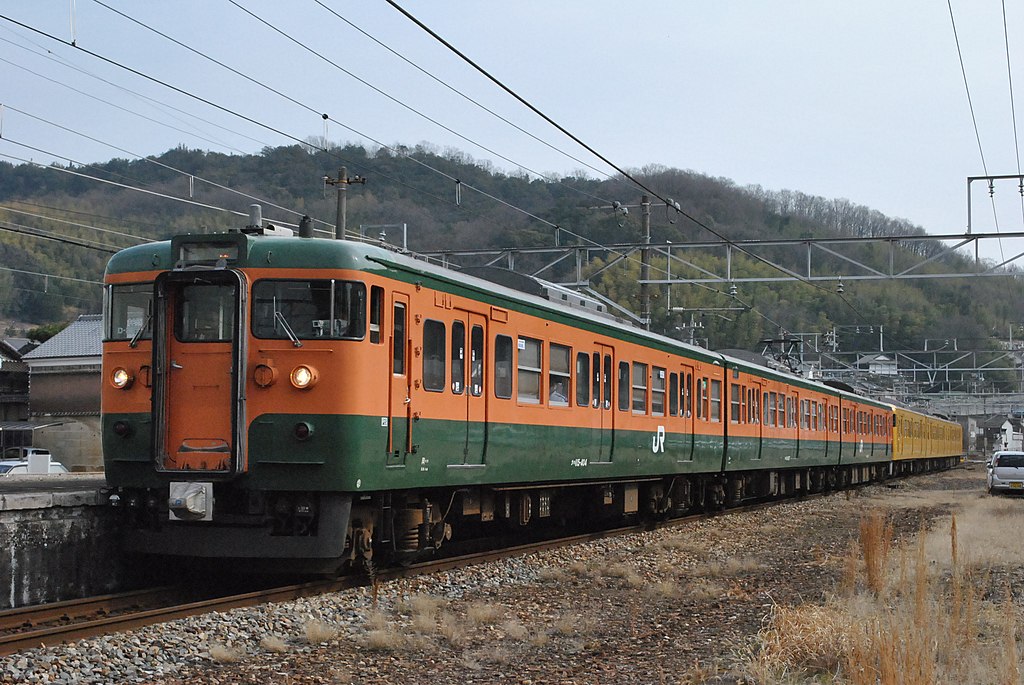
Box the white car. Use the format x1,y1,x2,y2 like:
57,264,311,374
0,459,69,476
987,451,1024,495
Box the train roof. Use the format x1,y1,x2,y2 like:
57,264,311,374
106,230,921,413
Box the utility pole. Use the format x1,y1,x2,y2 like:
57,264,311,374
640,195,651,330
324,167,366,239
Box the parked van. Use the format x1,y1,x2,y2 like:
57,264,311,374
1,447,52,461
987,451,1024,494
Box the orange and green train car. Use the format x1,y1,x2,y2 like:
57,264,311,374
101,226,962,572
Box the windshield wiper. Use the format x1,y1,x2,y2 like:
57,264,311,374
129,313,152,348
274,310,303,348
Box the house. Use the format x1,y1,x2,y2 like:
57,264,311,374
21,314,103,471
0,339,29,422
855,353,898,376
979,414,1024,455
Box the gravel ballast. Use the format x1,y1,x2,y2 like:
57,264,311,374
0,466,985,684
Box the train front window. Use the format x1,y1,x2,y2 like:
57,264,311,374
106,283,153,342
177,284,236,342
252,280,366,340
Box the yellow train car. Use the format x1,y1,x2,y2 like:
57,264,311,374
892,405,962,469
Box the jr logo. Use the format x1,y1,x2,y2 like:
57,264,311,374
651,425,666,453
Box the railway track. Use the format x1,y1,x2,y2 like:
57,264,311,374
0,483,893,656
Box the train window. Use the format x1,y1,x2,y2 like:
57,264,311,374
392,303,406,375
106,283,153,342
669,373,679,416
683,373,692,417
576,353,590,407
618,362,630,412
470,326,484,396
517,337,542,404
787,397,795,428
730,384,741,424
603,355,612,409
451,321,466,394
494,334,511,399
252,280,366,340
768,392,778,427
632,362,648,414
698,379,708,420
652,367,666,416
178,283,236,342
549,344,571,407
422,320,446,393
591,353,601,408
710,380,721,422
369,286,383,344
842,408,850,433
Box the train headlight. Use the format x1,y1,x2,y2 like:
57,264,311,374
290,365,319,389
254,364,278,388
111,367,134,389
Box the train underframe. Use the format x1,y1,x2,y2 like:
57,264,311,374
112,454,960,575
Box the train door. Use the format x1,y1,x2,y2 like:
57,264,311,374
387,292,412,466
749,380,763,461
596,344,615,462
154,269,246,474
792,390,801,460
461,313,487,465
676,362,696,462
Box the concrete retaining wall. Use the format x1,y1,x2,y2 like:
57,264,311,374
0,487,124,608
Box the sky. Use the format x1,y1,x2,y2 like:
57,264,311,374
0,1,1022,262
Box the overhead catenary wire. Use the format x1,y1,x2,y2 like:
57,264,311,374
2,103,334,232
0,218,122,253
0,28,262,154
384,0,867,320
219,0,615,208
947,0,1004,262
310,0,615,186
1,8,861,329
0,203,152,244
1001,0,1024,225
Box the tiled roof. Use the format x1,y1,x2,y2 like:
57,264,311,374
22,314,102,360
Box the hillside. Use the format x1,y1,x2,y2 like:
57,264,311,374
0,142,1021,388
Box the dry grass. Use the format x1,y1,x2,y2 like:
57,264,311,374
304,618,339,644
436,611,465,646
501,619,530,641
685,578,727,602
208,642,244,663
646,580,683,599
259,634,289,653
363,627,406,652
465,601,504,625
747,493,1024,684
689,556,761,578
535,566,568,582
363,609,390,632
400,593,446,618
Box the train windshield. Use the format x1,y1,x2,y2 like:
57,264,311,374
176,283,236,342
105,284,153,342
252,280,366,340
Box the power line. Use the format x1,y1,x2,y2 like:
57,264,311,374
0,30,263,153
2,103,334,232
0,203,150,244
221,0,612,207
0,144,254,224
311,0,614,185
1001,0,1024,225
947,0,1004,262
0,218,121,253
384,0,866,320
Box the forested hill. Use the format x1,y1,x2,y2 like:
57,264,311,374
0,142,1020,384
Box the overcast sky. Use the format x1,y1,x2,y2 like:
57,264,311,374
0,1,1022,261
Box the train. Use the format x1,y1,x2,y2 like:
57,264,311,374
101,220,962,573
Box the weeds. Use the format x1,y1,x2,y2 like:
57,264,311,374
747,501,1024,684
